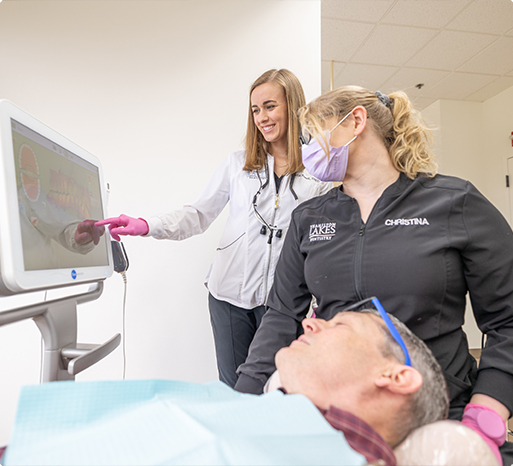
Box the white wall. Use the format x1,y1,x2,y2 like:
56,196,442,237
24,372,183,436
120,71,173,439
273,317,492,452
422,87,513,349
423,89,513,220
482,85,513,220
0,0,321,445
436,100,485,193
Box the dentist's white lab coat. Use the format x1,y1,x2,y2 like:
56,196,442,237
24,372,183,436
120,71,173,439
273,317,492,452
146,150,332,309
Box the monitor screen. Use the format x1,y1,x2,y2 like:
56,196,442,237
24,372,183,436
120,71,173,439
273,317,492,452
0,100,113,294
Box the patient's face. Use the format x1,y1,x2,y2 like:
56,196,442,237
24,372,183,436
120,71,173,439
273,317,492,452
275,312,389,409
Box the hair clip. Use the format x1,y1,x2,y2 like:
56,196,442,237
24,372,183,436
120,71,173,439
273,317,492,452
375,91,391,109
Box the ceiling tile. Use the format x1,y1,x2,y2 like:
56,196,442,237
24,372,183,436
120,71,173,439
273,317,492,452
458,36,513,76
322,0,395,22
351,24,437,66
421,72,497,100
409,96,438,111
321,19,375,62
446,0,513,35
465,76,513,102
406,30,497,70
332,63,399,92
380,67,450,94
382,0,472,29
320,0,513,105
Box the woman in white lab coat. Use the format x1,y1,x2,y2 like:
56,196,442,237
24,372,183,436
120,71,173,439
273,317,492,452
97,69,332,387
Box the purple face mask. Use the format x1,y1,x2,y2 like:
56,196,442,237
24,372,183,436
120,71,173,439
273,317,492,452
301,110,357,182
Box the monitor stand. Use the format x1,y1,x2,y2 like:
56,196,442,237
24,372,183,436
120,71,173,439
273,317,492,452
0,282,120,381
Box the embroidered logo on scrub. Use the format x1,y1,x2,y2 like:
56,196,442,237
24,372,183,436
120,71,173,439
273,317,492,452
248,170,267,180
309,222,336,241
385,218,430,226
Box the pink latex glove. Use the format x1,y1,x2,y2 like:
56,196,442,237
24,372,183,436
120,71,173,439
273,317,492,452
95,214,149,241
461,403,506,466
75,219,105,245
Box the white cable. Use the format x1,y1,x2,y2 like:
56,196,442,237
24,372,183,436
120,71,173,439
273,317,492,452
120,271,127,380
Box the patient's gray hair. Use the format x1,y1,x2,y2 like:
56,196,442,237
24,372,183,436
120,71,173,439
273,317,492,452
361,309,449,445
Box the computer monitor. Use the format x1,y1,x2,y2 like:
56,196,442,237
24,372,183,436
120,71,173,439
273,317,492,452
0,100,113,295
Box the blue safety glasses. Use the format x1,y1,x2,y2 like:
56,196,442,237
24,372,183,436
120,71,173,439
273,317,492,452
340,296,412,367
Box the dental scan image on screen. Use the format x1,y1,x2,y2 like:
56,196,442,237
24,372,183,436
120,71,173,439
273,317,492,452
12,119,109,271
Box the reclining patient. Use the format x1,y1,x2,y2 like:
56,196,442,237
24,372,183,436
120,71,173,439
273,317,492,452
3,305,495,465
274,306,449,460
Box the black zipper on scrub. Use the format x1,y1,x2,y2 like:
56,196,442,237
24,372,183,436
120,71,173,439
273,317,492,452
354,221,366,301
352,193,383,301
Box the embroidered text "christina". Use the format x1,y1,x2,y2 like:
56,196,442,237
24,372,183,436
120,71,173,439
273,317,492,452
385,218,430,226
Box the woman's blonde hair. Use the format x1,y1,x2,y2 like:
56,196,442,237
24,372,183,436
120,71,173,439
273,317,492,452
244,69,305,174
298,85,437,179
